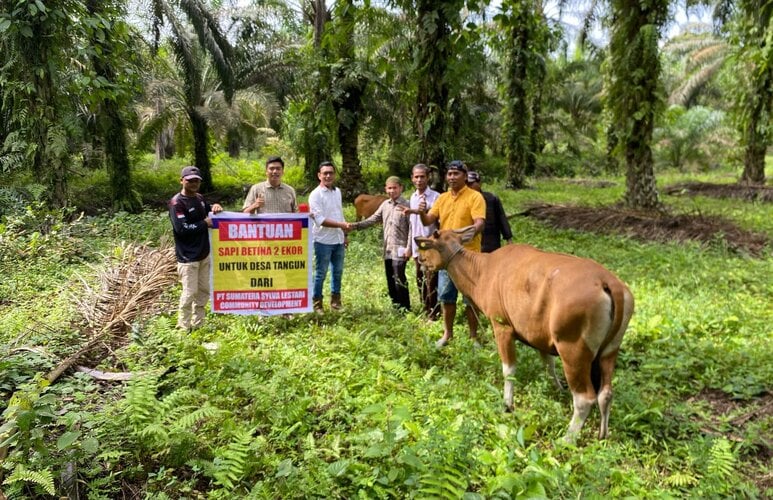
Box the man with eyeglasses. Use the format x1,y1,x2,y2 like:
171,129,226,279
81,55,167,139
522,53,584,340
308,161,352,313
404,160,485,348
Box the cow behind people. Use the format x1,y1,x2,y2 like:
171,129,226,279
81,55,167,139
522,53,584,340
354,194,388,221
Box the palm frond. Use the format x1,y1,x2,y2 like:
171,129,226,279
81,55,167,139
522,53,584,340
45,244,177,383
688,43,729,70
179,0,235,103
668,58,726,106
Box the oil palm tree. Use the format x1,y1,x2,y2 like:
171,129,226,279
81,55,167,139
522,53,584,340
681,0,771,184
607,0,670,210
149,0,236,192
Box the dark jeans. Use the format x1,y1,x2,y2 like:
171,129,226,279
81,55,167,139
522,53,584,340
385,259,410,311
415,258,439,319
313,242,345,300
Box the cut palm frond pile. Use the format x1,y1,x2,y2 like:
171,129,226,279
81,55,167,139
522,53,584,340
520,203,770,256
46,244,177,383
664,182,773,202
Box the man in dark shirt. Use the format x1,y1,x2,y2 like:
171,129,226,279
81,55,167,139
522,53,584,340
169,166,222,330
467,171,513,253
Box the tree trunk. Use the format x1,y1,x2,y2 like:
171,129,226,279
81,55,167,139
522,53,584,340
623,138,660,210
338,119,364,201
738,5,772,186
605,125,620,174
739,77,770,185
528,56,546,177
609,1,667,211
189,108,214,192
503,12,530,189
156,127,176,160
31,57,68,207
104,107,140,212
51,157,69,209
87,0,140,213
740,128,766,185
332,0,365,201
621,85,661,210
415,1,455,190
227,128,241,158
304,0,331,186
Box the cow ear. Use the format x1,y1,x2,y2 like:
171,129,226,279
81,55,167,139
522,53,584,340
454,225,477,243
414,237,430,250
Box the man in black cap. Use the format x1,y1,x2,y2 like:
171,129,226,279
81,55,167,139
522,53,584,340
466,171,513,253
168,166,223,330
403,160,486,347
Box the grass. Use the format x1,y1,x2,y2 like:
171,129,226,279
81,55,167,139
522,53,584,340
1,167,771,498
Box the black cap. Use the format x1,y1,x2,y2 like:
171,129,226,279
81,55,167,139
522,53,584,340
467,171,481,183
181,166,202,180
446,160,467,173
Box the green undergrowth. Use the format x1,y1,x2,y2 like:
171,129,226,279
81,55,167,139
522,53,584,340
1,174,770,498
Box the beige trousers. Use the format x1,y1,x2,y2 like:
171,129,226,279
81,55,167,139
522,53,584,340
176,256,211,330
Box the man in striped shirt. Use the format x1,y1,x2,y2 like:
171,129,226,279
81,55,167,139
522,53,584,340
351,176,411,312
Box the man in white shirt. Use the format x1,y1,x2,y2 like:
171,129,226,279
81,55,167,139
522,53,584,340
406,163,440,320
308,161,351,313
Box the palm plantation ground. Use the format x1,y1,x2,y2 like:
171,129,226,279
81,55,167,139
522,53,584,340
3,0,772,496
1,160,770,498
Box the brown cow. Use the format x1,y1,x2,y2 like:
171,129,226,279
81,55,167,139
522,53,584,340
353,194,388,221
415,226,634,442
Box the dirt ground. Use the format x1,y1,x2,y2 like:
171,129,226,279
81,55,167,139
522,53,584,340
663,181,773,203
519,182,771,256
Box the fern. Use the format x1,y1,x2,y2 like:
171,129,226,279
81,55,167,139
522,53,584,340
210,428,254,489
418,462,469,499
3,464,55,496
157,387,200,417
173,405,224,430
707,438,735,481
124,375,160,431
123,376,223,454
383,358,409,382
665,471,699,488
137,423,170,444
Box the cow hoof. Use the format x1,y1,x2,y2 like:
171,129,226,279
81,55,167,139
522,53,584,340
561,433,578,445
435,337,450,349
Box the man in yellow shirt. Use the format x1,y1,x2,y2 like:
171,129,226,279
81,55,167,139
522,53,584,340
406,160,485,347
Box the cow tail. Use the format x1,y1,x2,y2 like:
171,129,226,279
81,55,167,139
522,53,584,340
591,357,602,393
592,280,627,393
